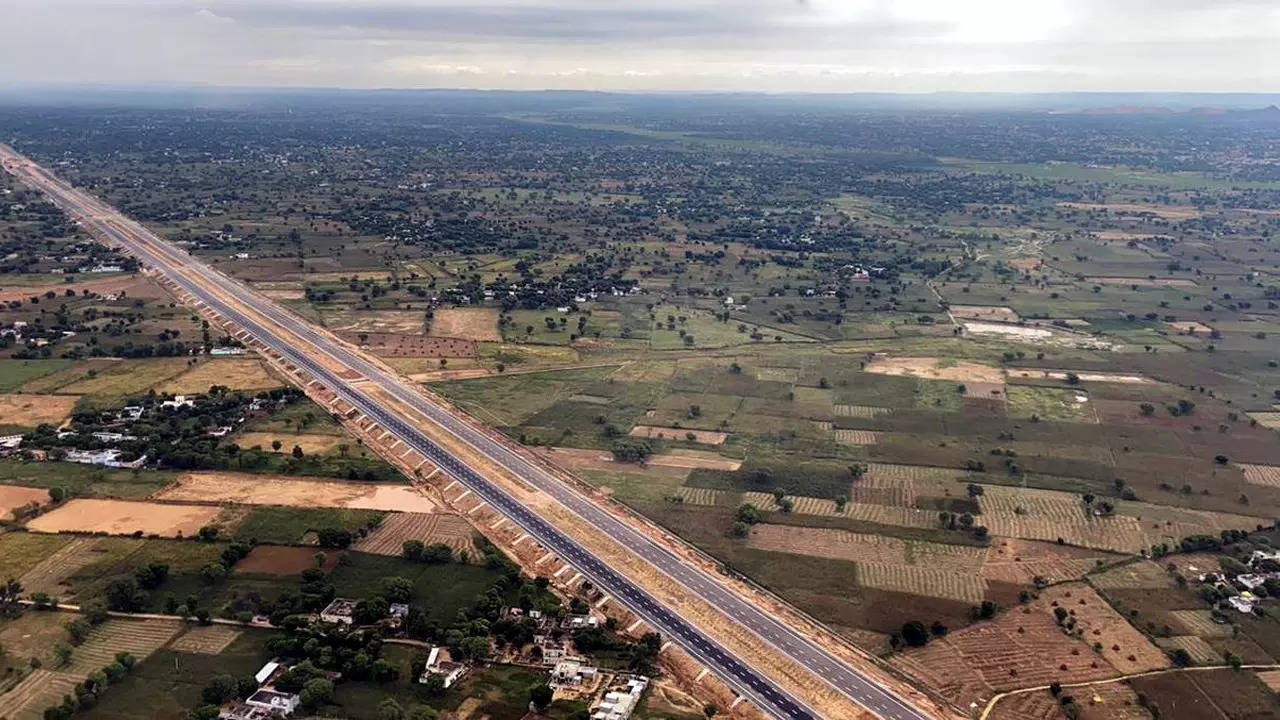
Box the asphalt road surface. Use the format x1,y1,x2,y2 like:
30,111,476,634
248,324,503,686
1,145,936,720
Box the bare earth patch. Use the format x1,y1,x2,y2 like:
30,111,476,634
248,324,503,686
629,425,727,445
1091,276,1198,288
983,538,1114,585
1008,369,1151,384
27,499,221,538
864,356,1005,384
153,358,283,394
536,446,739,473
0,393,79,426
891,582,1167,711
158,472,438,513
950,305,1020,322
0,485,50,517
429,307,502,342
1059,201,1201,220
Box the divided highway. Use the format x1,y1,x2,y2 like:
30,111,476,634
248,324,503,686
1,145,936,720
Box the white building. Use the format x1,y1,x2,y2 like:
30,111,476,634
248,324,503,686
591,675,649,720
418,646,467,689
64,449,146,469
245,689,299,715
319,598,357,625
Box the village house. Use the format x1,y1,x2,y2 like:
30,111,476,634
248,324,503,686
418,646,467,689
319,597,357,625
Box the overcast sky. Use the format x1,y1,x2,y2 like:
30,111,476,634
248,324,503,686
5,0,1280,93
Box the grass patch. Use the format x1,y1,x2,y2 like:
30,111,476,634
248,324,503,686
0,459,174,498
0,532,74,581
914,378,964,411
1007,385,1097,422
327,552,510,624
232,507,386,544
685,457,855,499
0,359,76,392
79,630,275,720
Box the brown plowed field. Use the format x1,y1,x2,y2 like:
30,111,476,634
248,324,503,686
27,499,221,538
983,538,1115,585
339,331,478,358
0,485,50,517
0,393,79,426
168,624,243,654
629,425,728,445
891,582,1167,709
158,472,438,513
429,308,501,342
352,512,477,558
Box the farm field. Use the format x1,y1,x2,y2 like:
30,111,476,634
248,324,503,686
156,472,434,511
151,358,283,394
352,511,478,558
891,582,1168,710
5,92,1280,720
26,499,223,537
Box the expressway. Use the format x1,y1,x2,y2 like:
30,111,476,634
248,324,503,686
1,145,937,720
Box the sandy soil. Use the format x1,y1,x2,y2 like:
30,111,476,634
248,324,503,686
1007,258,1042,271
1008,369,1151,384
236,432,344,455
0,485,51,516
534,446,740,473
963,322,1054,340
324,309,427,334
341,331,477,358
1168,321,1214,334
153,358,283,394
0,393,79,426
1089,276,1198,287
950,305,1019,322
158,472,439,512
429,307,502,342
27,499,221,537
864,356,1005,384
1059,202,1200,220
629,425,728,445
0,274,169,303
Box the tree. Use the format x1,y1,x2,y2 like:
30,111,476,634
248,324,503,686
409,708,439,720
735,503,761,524
299,678,334,708
292,445,304,459
402,540,425,561
529,683,554,711
380,576,414,603
200,563,227,585
271,439,282,451
53,643,73,667
378,698,405,720
704,704,719,718
900,621,930,647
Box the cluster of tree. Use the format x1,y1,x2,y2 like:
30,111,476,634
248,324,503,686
610,437,653,463
40,651,136,720
401,540,455,564
571,627,663,675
